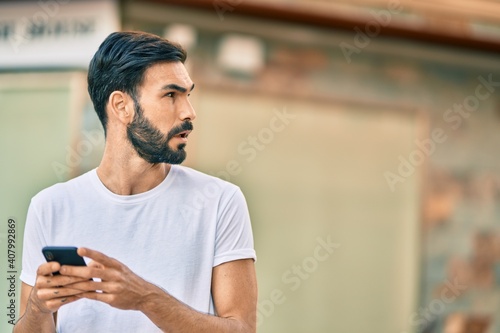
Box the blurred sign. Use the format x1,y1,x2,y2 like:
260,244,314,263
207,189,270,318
0,0,120,69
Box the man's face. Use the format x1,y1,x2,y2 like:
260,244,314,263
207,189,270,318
127,61,196,164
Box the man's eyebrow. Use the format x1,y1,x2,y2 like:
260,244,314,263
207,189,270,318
161,83,195,93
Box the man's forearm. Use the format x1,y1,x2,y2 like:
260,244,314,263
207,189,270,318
139,284,254,333
13,300,55,333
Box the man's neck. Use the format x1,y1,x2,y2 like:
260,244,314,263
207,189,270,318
96,152,171,196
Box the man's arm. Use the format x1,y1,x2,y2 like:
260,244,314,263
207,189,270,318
140,259,257,333
65,248,257,333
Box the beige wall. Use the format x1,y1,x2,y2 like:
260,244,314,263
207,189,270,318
187,86,422,332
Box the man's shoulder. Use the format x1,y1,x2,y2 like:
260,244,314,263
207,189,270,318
173,165,239,193
31,169,94,204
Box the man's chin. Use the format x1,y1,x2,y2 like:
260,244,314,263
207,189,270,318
167,149,187,165
140,150,187,165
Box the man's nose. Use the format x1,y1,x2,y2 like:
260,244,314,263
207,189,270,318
180,99,196,122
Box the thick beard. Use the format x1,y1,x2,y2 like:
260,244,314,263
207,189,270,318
126,101,193,164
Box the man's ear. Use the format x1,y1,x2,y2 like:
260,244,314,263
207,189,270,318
108,91,134,125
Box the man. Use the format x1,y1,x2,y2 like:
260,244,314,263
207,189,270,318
14,31,257,333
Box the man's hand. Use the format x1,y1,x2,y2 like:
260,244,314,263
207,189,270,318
13,262,89,333
59,247,153,311
31,261,88,313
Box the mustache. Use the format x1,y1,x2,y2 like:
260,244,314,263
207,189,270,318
168,121,194,138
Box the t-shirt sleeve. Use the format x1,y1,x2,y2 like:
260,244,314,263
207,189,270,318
20,198,47,286
213,187,256,267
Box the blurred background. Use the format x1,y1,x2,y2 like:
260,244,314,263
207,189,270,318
1,0,500,332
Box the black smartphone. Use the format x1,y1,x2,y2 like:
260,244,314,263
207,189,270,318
42,246,87,275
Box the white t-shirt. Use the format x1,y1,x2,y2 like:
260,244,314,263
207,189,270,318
20,165,256,333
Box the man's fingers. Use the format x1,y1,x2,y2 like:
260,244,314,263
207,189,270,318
88,260,104,269
69,280,122,294
30,285,84,314
63,280,101,293
36,261,60,276
60,264,120,281
36,286,85,301
36,274,90,289
76,291,117,304
43,295,80,312
32,260,89,314
78,247,121,269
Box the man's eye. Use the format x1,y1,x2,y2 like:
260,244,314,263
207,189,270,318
166,92,175,98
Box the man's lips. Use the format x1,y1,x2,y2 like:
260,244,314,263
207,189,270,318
174,130,191,139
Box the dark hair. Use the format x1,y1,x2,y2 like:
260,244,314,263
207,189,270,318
87,31,187,133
